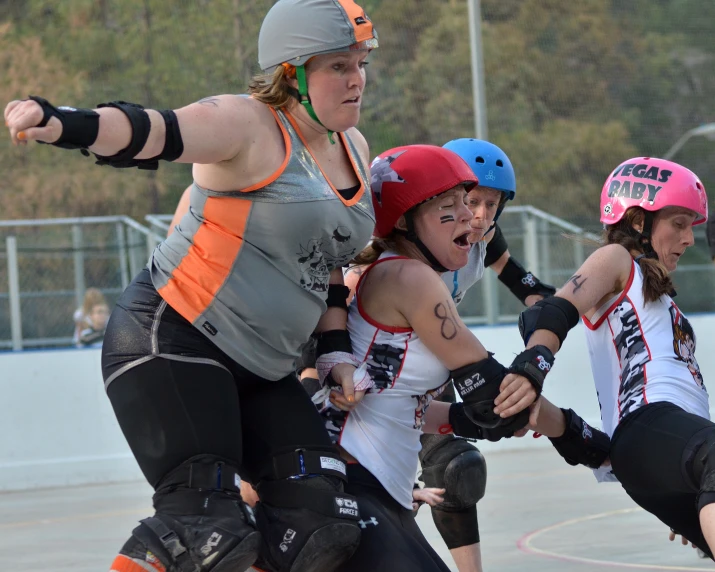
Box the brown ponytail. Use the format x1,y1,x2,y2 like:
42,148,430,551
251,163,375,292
604,208,674,303
351,233,413,266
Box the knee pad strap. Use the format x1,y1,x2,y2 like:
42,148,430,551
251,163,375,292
259,478,361,521
271,448,348,482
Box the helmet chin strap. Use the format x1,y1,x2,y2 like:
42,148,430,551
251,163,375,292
397,212,450,273
287,65,336,144
631,211,658,260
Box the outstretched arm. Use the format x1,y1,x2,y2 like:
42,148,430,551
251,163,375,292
494,243,633,418
5,94,252,165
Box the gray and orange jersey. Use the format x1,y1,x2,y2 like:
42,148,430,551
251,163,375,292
149,106,374,380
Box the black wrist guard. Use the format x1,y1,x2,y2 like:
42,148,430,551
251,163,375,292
326,284,350,311
448,403,528,442
452,355,508,428
314,329,353,358
507,345,555,395
28,95,99,153
498,257,556,305
549,409,610,469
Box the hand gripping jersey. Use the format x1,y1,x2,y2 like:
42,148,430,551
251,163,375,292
149,104,374,380
584,259,709,440
342,254,451,509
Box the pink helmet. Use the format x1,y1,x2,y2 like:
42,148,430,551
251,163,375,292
600,157,708,226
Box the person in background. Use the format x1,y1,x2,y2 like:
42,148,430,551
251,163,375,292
73,287,107,346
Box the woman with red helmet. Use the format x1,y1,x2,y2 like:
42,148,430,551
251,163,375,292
504,156,715,557
320,144,608,571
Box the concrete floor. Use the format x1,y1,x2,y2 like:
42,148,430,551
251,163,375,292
1,447,713,571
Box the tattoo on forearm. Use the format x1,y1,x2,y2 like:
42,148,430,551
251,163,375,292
439,215,455,224
568,274,587,292
197,97,219,107
434,299,461,340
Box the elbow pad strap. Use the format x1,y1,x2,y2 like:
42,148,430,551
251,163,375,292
94,101,155,169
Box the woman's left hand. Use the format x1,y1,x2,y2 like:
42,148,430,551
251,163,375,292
493,373,538,418
412,487,445,512
327,362,370,411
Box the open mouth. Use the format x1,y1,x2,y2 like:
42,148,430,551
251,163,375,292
453,231,471,248
343,96,360,104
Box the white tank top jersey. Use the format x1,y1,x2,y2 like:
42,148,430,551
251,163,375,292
584,259,709,441
342,253,451,509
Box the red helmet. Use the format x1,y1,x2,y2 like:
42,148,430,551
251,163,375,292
370,145,479,238
600,157,707,226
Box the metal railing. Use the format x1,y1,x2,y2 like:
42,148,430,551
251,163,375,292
2,207,713,350
0,216,164,350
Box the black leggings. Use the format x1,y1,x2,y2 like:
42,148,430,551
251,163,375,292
610,401,715,559
339,465,452,572
102,269,335,488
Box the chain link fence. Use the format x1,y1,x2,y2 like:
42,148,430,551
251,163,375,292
2,207,712,351
0,217,162,350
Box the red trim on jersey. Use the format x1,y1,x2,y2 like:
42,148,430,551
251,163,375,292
355,256,413,333
583,261,636,331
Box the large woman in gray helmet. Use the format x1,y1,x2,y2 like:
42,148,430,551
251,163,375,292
4,1,378,572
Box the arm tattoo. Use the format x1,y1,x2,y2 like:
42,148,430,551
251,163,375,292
568,274,587,292
434,299,461,340
197,96,219,107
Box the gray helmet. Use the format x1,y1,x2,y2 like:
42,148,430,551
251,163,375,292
258,0,378,72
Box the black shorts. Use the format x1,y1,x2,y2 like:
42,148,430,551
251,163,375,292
611,401,715,558
101,268,335,488
340,464,452,572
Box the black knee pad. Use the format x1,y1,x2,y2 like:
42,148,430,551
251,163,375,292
419,434,487,511
687,429,715,512
432,505,480,549
115,455,262,572
254,448,362,572
254,476,361,572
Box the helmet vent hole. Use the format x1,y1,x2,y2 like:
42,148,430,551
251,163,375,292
496,160,504,167
475,156,485,164
697,182,703,190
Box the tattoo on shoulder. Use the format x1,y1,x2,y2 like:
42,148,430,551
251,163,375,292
434,299,461,340
568,274,587,292
197,96,219,107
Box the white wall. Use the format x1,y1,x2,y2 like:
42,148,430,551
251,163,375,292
2,315,715,491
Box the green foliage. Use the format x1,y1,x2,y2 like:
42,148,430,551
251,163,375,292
1,0,714,223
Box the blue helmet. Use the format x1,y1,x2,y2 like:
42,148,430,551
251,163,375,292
442,138,516,221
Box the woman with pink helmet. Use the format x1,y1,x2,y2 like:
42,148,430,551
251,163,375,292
496,156,715,556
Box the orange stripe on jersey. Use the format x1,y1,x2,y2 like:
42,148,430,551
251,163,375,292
241,106,292,193
110,553,166,572
337,0,374,43
158,198,252,323
283,110,365,207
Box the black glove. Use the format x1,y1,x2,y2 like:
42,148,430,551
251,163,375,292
448,403,529,442
549,408,610,469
